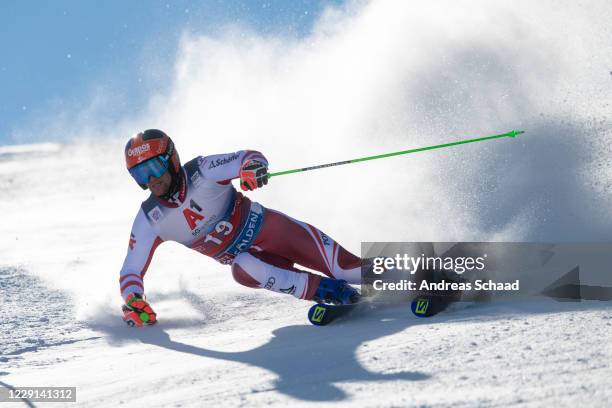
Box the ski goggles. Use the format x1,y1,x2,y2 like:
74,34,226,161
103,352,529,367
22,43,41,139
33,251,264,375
129,155,170,186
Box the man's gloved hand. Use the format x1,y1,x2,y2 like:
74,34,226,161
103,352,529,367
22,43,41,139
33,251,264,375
240,159,268,191
122,293,157,327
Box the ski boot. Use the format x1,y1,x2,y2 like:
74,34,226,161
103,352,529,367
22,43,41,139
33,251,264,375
313,277,360,305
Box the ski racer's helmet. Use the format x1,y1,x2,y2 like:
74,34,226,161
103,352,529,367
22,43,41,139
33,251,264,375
124,129,181,190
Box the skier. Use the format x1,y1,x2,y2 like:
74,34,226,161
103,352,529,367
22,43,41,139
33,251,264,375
120,129,362,326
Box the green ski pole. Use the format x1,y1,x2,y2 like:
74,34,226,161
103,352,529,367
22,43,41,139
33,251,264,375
269,130,524,178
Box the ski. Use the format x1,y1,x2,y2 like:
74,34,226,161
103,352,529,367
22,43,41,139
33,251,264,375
308,294,459,325
307,302,361,326
410,295,454,318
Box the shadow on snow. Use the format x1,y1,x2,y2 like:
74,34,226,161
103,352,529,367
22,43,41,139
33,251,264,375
90,296,429,402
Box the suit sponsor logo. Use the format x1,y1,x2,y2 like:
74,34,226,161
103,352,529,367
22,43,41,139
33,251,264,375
280,285,296,295
190,170,202,187
264,277,276,289
191,214,219,237
235,211,261,252
208,153,239,169
217,254,234,265
148,206,163,223
213,202,264,263
183,208,204,230
129,233,136,250
321,233,330,246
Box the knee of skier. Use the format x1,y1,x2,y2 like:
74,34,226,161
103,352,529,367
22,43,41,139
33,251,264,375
231,253,261,288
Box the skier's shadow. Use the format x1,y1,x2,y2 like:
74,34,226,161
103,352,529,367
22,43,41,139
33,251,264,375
95,302,428,402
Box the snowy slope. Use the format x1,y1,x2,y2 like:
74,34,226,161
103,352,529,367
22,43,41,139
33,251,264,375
2,284,611,407
2,0,612,406
1,140,611,408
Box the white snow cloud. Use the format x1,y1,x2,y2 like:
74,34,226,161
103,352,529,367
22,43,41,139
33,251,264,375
140,0,612,244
